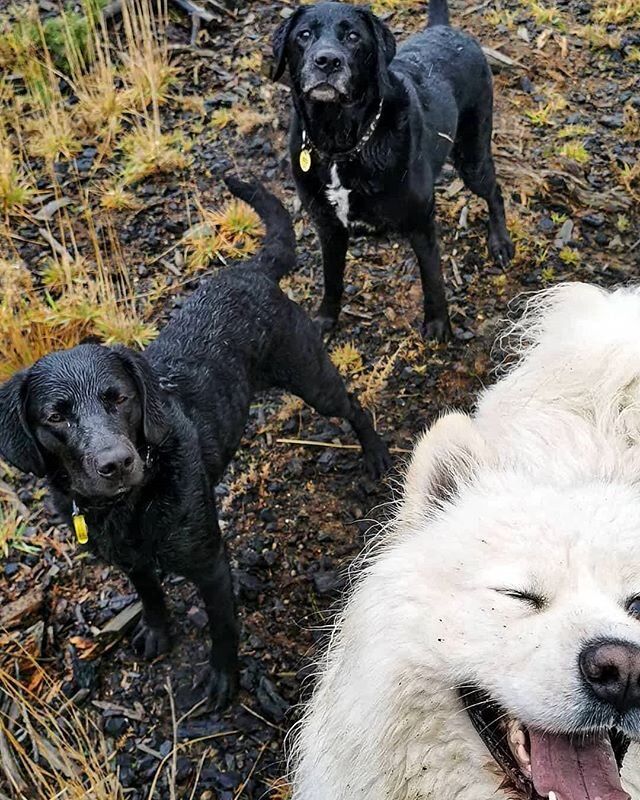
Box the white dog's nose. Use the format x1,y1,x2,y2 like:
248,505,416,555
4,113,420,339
580,640,640,713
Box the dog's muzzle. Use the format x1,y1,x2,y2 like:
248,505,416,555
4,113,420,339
301,49,351,102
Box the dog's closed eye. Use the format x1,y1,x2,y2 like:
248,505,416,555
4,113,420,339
626,596,640,620
494,588,546,611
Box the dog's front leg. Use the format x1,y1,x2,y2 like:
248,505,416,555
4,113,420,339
183,536,239,711
316,215,349,334
408,206,452,343
128,566,171,659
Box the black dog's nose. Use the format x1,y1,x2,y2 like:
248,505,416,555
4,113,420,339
580,640,640,713
95,445,135,479
314,49,343,74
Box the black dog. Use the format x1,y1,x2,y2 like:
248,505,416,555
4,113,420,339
272,0,514,341
0,177,390,709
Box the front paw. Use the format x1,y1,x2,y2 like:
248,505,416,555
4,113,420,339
314,300,339,334
489,229,515,267
422,316,452,343
364,437,392,480
131,619,170,660
196,663,238,711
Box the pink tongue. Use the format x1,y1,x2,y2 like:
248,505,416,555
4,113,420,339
529,730,630,800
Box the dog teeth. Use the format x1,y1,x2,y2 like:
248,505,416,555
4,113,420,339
548,792,557,800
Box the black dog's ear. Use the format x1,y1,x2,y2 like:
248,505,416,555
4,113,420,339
358,7,396,90
271,7,306,81
0,369,46,476
114,347,169,446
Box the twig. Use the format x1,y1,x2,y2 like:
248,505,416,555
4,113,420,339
233,743,267,800
166,680,178,800
239,702,284,732
275,438,411,454
37,228,73,261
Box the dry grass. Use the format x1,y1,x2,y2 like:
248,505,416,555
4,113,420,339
0,219,157,379
183,198,264,271
0,648,125,799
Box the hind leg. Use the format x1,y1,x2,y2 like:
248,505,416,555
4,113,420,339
454,108,514,267
269,307,391,479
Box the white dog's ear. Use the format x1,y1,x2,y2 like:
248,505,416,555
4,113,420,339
402,412,490,518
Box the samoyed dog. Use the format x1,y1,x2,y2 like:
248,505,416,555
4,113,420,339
292,283,640,800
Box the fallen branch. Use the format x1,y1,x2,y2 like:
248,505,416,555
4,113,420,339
482,46,525,72
0,587,44,630
97,600,143,642
276,437,411,454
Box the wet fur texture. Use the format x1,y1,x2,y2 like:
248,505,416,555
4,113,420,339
291,283,640,798
273,0,514,342
0,178,390,710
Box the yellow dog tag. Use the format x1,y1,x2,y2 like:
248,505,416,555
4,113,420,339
299,148,312,173
72,502,88,544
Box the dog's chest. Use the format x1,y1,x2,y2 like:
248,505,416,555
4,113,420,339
324,163,379,231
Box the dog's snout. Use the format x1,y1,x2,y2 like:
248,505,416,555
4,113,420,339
95,444,136,479
313,49,344,74
580,640,640,713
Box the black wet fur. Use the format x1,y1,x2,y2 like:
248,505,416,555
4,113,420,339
0,177,391,710
272,0,514,341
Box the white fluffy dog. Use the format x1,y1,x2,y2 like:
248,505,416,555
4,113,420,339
292,283,640,800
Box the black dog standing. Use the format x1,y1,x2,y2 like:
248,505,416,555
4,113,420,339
0,178,390,710
272,0,515,341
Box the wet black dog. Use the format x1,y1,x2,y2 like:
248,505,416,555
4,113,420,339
0,177,390,710
272,0,514,341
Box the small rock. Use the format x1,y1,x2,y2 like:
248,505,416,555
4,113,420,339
187,606,208,630
312,570,342,595
582,213,605,228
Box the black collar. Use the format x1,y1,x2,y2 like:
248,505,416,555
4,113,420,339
300,98,384,164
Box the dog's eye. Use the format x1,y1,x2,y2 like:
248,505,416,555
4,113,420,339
115,394,129,405
347,31,360,43
298,29,311,42
47,411,65,425
627,597,640,619
496,589,546,610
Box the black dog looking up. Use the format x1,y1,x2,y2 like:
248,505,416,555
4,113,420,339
272,0,515,341
0,177,390,710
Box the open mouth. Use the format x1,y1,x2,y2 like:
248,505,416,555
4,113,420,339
459,686,631,799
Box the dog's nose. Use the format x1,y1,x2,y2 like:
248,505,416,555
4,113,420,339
580,640,640,713
313,49,343,74
95,445,135,479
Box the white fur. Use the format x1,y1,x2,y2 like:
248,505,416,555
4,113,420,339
326,163,350,227
292,282,640,799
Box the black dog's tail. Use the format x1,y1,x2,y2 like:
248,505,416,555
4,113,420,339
427,0,450,26
224,176,297,281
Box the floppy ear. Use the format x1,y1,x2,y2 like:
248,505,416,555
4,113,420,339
0,369,46,476
358,7,396,91
113,347,169,446
271,7,306,81
401,412,490,522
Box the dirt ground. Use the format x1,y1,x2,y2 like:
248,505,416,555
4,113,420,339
1,0,639,797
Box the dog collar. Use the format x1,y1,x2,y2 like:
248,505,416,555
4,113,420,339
299,98,384,171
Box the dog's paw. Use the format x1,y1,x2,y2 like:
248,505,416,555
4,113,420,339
421,317,452,343
364,438,392,480
489,230,515,267
131,619,170,660
314,300,339,335
196,664,238,711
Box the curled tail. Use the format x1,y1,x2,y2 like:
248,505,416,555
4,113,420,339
427,0,450,26
224,175,297,280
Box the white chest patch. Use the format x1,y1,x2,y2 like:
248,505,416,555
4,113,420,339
326,163,350,228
